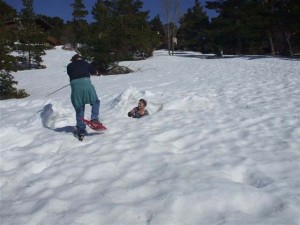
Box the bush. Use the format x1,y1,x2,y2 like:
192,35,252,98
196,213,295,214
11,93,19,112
0,71,29,100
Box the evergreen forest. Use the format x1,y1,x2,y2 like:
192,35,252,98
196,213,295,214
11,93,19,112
1,0,299,99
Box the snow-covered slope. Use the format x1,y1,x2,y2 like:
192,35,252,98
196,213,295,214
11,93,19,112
1,47,300,225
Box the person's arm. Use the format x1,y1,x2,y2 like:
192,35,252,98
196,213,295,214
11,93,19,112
88,63,98,75
67,64,70,76
128,108,135,117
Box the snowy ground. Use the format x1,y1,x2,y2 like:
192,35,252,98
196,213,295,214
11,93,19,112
1,47,300,225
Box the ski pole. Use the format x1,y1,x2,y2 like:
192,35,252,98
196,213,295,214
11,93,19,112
46,84,70,97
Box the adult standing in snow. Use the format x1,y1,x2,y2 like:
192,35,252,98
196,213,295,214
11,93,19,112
128,99,149,118
67,54,100,135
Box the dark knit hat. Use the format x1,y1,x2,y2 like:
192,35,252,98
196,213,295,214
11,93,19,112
70,54,82,61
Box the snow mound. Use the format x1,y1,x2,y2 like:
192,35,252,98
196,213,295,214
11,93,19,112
39,100,73,129
108,86,162,116
107,87,215,117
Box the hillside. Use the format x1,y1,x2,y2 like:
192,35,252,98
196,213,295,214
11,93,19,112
1,47,300,225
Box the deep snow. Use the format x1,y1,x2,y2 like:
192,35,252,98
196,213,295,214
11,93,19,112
1,47,300,225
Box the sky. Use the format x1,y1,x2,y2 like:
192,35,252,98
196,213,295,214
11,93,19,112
1,47,300,225
4,0,217,23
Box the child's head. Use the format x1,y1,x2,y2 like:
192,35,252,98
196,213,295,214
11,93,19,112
138,99,147,108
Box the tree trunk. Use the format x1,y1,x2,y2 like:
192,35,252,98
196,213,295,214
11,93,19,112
171,29,174,55
163,0,181,56
284,31,293,57
28,51,32,70
237,34,243,55
167,23,171,55
171,0,180,56
163,0,171,55
267,30,276,56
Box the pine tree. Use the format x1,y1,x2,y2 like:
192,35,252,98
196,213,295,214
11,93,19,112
273,0,300,56
205,0,299,56
110,0,156,60
0,0,29,99
205,0,248,55
16,0,47,69
177,0,209,52
70,0,89,49
149,15,165,49
0,0,17,21
80,0,115,72
254,0,300,56
71,0,88,20
80,0,157,73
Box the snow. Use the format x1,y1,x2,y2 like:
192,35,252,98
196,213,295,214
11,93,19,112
1,46,300,225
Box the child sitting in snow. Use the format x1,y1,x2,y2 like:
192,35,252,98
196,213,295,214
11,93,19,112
128,99,149,119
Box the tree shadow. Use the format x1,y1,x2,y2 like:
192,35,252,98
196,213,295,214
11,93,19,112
242,55,300,61
174,52,237,59
173,52,300,61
